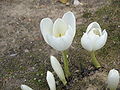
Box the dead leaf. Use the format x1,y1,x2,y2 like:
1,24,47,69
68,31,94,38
59,0,68,4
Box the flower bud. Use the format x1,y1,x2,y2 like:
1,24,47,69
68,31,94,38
50,56,67,85
107,69,120,90
46,71,56,90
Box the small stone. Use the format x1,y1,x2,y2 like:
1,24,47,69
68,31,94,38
38,79,41,82
36,73,39,76
34,78,37,80
24,49,29,53
41,73,43,76
10,53,17,57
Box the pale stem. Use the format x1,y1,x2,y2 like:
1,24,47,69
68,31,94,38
110,88,116,90
91,51,101,68
62,50,71,79
62,79,67,85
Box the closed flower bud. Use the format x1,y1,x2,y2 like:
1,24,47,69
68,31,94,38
46,71,56,90
50,56,67,85
107,69,120,90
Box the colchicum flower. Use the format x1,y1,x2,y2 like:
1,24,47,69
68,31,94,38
46,71,56,90
50,56,67,85
107,69,120,90
21,85,33,90
81,22,107,52
40,11,76,51
81,22,108,68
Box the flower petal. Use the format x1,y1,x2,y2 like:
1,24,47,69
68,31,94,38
40,18,53,44
50,56,67,85
46,25,74,51
86,22,102,35
93,30,108,51
53,18,68,37
46,71,56,90
87,30,100,51
81,33,93,51
62,11,76,36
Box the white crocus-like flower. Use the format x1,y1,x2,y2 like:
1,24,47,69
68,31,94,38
50,56,67,85
107,69,120,90
21,85,33,90
40,11,76,51
46,71,56,90
81,22,108,51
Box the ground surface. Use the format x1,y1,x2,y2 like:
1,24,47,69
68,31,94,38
0,0,120,90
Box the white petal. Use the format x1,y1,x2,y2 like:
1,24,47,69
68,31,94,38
40,18,53,44
50,56,67,85
81,33,93,51
62,11,76,36
86,22,102,35
107,69,120,89
93,30,108,51
46,71,56,90
46,25,74,51
21,85,33,90
88,29,100,51
53,18,68,37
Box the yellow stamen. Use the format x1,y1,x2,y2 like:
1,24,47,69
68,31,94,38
93,29,100,36
55,33,64,37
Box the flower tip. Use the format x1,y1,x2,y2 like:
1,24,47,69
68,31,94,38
21,84,33,90
40,18,50,24
50,55,54,58
109,69,119,74
21,85,25,89
47,71,51,75
92,21,98,24
64,11,75,17
90,22,100,27
102,29,107,34
50,55,56,61
46,71,55,81
67,11,71,13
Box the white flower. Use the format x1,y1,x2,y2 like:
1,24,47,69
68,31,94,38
81,22,108,51
107,69,120,89
21,85,33,90
40,11,76,51
50,56,67,85
46,71,56,90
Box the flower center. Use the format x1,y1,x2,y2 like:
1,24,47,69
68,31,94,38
55,33,65,37
93,29,100,36
53,19,68,37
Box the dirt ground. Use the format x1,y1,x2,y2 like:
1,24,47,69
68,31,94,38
0,0,120,90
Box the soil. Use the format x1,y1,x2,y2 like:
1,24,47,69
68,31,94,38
0,0,120,90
